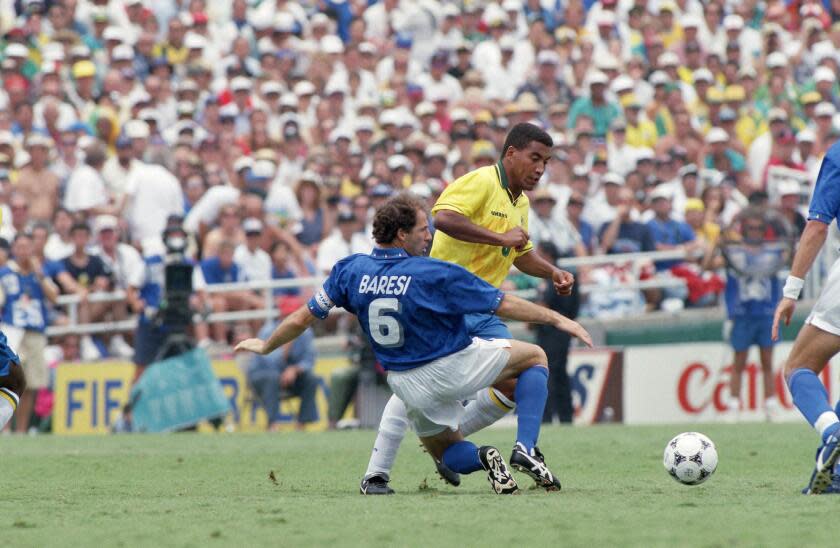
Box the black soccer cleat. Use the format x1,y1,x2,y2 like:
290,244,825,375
510,442,562,491
360,474,395,495
478,446,519,494
434,457,461,487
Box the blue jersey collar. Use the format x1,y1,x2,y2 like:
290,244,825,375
371,247,409,259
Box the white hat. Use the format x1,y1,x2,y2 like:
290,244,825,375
184,33,206,50
499,35,517,51
4,43,28,58
409,183,432,199
777,179,801,197
321,35,344,54
587,70,609,86
595,10,616,26
706,127,729,144
70,44,91,58
293,81,316,96
425,143,448,159
602,172,624,186
261,81,284,96
112,44,134,61
814,66,836,83
250,159,276,179
137,108,160,124
659,51,679,67
766,52,788,69
611,75,634,93
329,127,353,143
537,49,560,65
649,185,673,201
596,56,620,71
311,12,330,27
387,154,413,171
502,0,522,10
635,148,656,161
682,15,702,28
450,107,473,124
25,133,52,148
324,78,349,96
230,76,252,92
768,107,788,122
354,116,375,132
273,12,296,32
102,26,123,42
723,14,744,30
40,41,62,61
815,102,837,117
692,68,714,83
242,217,264,233
649,70,670,86
415,101,436,117
797,128,816,143
233,156,253,172
379,109,399,126
176,101,195,115
279,92,298,108
124,119,150,139
94,215,119,233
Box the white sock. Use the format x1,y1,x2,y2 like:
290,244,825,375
0,388,18,430
364,394,410,479
460,388,515,437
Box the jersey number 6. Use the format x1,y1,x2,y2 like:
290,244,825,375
368,298,404,348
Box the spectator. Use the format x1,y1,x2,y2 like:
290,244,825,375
204,204,245,259
234,218,272,283
16,133,60,222
316,210,372,275
0,233,59,432
43,208,74,261
294,171,328,248
200,239,261,344
646,186,697,272
246,318,319,432
60,223,113,361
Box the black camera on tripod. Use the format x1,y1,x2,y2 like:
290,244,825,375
153,225,196,360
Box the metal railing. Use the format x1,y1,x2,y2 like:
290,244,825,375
42,245,830,338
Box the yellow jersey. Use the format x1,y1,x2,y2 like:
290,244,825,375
430,162,533,288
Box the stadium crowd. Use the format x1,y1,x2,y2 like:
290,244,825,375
0,0,837,429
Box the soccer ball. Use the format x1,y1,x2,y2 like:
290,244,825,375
663,432,718,485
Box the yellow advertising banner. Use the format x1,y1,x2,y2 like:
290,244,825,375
53,356,351,435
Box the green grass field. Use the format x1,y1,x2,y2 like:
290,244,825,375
1,424,838,547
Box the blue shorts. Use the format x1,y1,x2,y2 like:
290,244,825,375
465,313,511,340
730,316,776,352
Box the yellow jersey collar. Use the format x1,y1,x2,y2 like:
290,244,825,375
495,161,518,205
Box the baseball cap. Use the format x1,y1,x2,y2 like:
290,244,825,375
72,60,96,79
425,143,448,159
684,198,705,212
242,217,264,234
602,172,624,186
797,128,816,143
649,185,673,201
678,164,699,177
93,215,119,233
533,188,556,202
692,68,714,84
816,102,837,117
815,66,836,83
230,76,252,92
706,127,729,144
766,52,787,69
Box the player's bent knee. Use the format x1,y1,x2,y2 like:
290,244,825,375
2,362,25,395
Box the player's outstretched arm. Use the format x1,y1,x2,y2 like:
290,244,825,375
772,220,829,341
513,250,574,295
235,305,319,355
496,293,592,347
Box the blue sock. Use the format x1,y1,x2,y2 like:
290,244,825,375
788,369,840,442
441,440,482,474
514,366,549,452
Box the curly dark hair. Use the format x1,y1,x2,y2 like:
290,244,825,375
372,193,427,245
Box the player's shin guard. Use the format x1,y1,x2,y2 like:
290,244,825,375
441,440,483,474
460,388,514,437
364,395,410,479
514,366,548,451
788,369,840,442
0,387,19,430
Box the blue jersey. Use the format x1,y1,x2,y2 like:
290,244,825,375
723,244,784,318
201,257,241,284
307,247,504,371
809,141,840,225
0,266,49,332
0,329,21,377
646,218,695,270
139,254,165,323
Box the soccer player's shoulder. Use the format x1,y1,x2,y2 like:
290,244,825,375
444,165,497,192
826,140,840,164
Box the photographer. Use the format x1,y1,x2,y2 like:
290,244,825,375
127,224,209,381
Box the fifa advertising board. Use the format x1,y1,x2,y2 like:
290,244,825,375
568,348,623,425
623,342,838,424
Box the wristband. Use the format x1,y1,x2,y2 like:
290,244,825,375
782,275,804,300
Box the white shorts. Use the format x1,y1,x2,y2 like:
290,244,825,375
807,259,840,337
386,337,511,437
